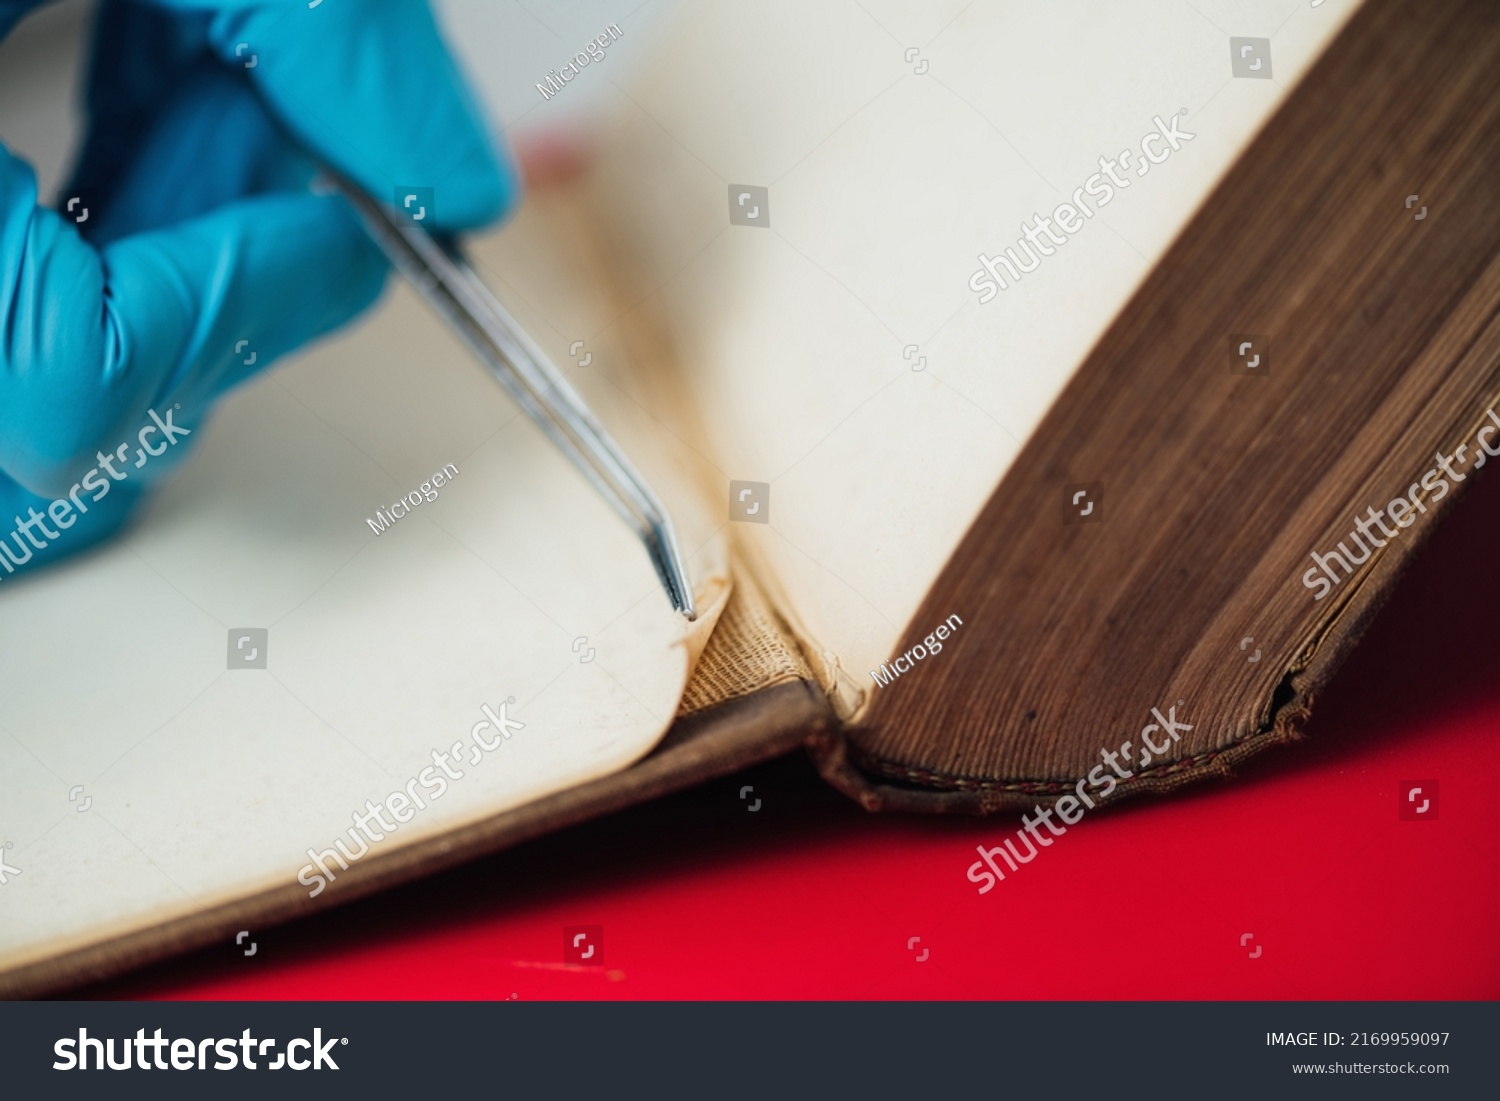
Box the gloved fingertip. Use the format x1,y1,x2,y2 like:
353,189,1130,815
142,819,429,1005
432,142,522,232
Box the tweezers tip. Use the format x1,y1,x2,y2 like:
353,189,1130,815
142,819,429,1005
645,524,696,621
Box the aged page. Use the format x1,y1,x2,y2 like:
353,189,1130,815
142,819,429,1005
585,0,1361,712
0,198,730,974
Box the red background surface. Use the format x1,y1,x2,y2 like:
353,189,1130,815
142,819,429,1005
87,456,1500,1001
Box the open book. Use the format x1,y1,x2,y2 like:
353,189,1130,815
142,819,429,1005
5,0,1495,994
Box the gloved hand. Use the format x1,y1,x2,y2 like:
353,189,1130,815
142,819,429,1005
0,0,517,574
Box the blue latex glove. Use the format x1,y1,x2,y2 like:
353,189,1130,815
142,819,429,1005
0,0,517,574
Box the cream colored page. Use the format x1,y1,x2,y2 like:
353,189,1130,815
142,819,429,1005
583,0,1359,709
0,207,729,971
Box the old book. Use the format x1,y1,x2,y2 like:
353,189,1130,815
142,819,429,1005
4,0,1494,995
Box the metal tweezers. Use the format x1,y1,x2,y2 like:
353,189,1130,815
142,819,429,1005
329,173,696,619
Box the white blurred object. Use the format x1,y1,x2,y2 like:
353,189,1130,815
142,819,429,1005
436,0,671,139
0,0,93,200
0,0,666,200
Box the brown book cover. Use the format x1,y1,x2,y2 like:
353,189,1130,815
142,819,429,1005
818,0,1500,813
